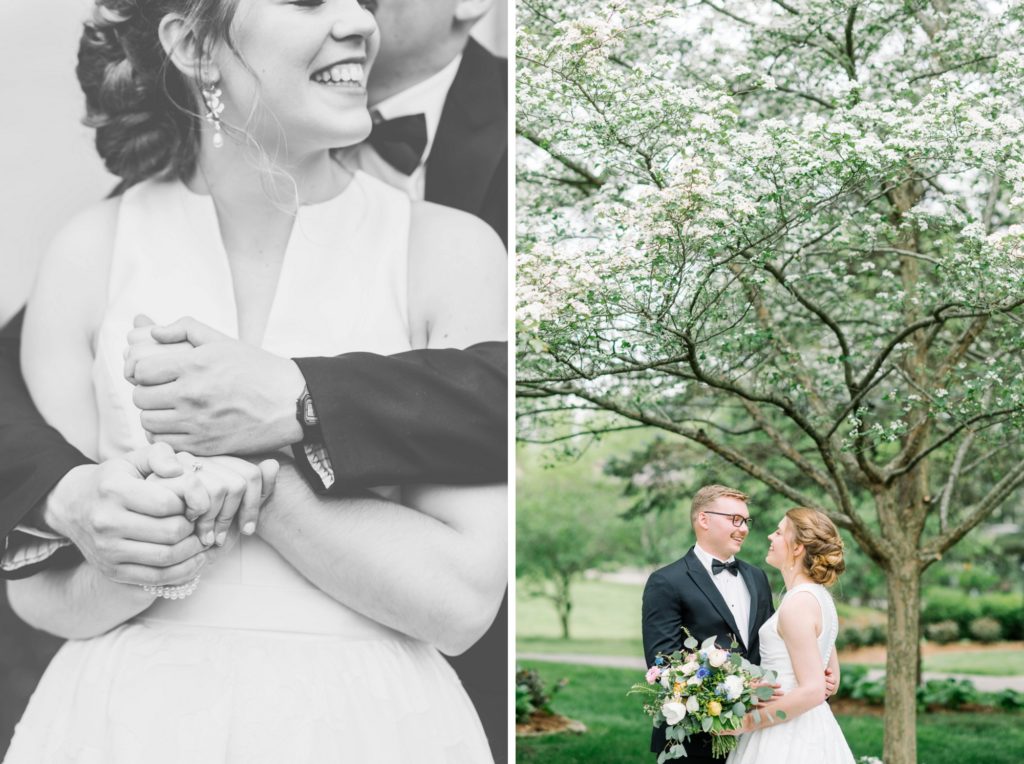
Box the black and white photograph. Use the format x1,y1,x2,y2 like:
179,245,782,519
0,0,509,761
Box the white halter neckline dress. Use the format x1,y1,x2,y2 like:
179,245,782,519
5,172,492,764
727,582,855,764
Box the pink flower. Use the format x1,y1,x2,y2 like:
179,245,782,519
646,666,662,684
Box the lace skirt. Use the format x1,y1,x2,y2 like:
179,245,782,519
4,621,492,764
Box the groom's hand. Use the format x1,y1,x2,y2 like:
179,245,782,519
41,443,208,587
125,316,306,456
824,667,838,699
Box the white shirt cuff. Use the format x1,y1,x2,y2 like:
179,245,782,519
303,441,336,491
2,529,72,573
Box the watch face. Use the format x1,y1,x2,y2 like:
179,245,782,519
302,395,319,426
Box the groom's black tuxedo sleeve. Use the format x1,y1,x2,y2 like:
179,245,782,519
0,311,90,547
0,308,506,577
293,342,506,490
642,548,775,761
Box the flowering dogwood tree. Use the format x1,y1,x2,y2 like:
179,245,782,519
516,2,1024,762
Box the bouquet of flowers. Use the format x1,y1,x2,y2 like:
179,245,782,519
629,630,784,761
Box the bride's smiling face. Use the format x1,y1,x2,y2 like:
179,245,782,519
765,518,792,571
214,0,380,154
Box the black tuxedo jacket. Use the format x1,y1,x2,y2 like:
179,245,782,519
0,308,506,571
419,38,509,762
642,548,775,760
426,38,507,247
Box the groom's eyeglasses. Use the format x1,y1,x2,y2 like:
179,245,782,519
703,511,752,529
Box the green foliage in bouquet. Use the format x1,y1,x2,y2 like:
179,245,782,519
629,630,785,761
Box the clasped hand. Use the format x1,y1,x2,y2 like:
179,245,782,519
47,443,278,589
123,315,305,455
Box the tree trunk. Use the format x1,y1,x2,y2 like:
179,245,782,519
883,561,921,764
557,574,572,640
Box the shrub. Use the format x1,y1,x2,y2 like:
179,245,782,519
995,689,1024,711
835,664,869,699
515,665,567,723
862,623,887,646
925,619,961,644
838,626,864,649
978,593,1024,640
921,587,979,631
968,616,1003,643
850,675,887,705
917,678,980,710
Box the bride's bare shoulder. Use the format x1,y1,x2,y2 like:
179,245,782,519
43,196,121,270
407,200,505,275
27,196,122,325
406,201,506,346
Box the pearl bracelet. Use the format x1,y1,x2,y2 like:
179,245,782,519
142,575,201,600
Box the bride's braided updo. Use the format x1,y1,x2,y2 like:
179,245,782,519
785,507,846,587
77,0,238,189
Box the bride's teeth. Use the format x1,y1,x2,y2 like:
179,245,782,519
313,63,363,85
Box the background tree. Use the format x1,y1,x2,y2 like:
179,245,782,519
517,460,633,639
517,2,1024,763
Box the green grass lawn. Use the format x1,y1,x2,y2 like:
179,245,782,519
518,578,1024,677
516,662,1024,764
919,649,1024,676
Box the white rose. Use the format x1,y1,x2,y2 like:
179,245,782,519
686,695,700,713
680,660,700,675
663,701,688,726
708,649,728,668
661,674,671,689
723,675,744,701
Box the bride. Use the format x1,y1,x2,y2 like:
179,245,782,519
725,508,855,764
4,0,505,762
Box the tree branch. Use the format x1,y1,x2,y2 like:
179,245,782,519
923,460,1024,562
517,127,604,190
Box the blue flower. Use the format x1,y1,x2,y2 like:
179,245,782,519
655,657,665,666
696,666,710,680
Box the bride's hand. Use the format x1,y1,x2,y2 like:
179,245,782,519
149,455,279,547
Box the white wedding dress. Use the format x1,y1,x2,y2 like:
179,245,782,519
727,583,854,764
4,172,493,764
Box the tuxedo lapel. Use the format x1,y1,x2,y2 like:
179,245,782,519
683,550,746,650
425,39,506,217
738,562,761,646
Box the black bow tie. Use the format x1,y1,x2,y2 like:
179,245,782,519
712,559,739,576
367,111,428,175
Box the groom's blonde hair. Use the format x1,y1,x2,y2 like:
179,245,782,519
690,484,748,528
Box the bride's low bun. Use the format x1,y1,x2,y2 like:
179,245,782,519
76,0,238,190
785,508,846,587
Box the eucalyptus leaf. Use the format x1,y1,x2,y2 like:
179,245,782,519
702,716,714,733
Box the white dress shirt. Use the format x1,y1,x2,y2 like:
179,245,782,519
342,53,463,200
694,542,752,645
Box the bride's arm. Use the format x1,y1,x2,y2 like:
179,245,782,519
256,202,508,655
257,467,505,654
743,592,826,731
6,200,166,636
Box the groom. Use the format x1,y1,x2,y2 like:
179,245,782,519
641,485,774,763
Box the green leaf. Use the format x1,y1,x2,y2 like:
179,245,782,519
754,686,775,701
683,636,698,650
702,716,714,733
775,710,787,721
732,702,746,717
